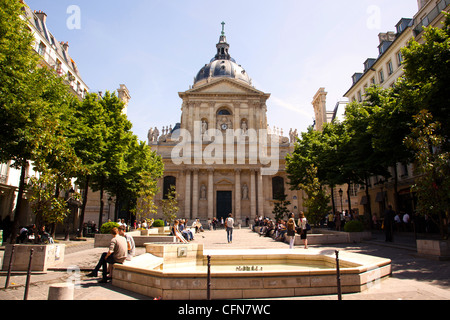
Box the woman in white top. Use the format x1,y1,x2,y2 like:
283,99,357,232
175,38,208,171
173,220,188,243
297,212,308,249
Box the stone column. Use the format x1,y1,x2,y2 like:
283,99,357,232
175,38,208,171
250,169,256,219
192,169,199,219
235,169,241,222
208,169,214,220
184,170,191,219
257,169,264,217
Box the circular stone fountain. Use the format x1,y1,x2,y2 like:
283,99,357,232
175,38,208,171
112,243,391,300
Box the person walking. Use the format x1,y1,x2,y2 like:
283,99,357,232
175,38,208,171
225,213,234,243
297,212,308,249
286,218,296,249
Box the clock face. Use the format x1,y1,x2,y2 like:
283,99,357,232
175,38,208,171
221,123,228,130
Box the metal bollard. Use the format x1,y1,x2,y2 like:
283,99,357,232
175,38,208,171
335,250,342,301
207,255,211,300
5,245,16,289
23,249,34,300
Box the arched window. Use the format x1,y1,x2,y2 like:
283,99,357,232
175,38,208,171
163,176,176,199
272,176,285,200
217,109,231,116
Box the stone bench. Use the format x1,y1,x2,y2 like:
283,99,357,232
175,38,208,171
94,234,177,248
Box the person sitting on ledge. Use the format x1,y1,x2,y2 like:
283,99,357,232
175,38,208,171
172,220,188,243
87,227,128,283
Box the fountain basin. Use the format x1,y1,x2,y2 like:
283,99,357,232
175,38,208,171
112,243,391,300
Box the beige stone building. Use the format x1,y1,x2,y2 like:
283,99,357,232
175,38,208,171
311,1,450,219
343,0,450,219
149,27,304,224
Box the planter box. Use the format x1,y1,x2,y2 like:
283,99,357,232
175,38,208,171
140,227,171,236
417,239,450,261
1,244,65,272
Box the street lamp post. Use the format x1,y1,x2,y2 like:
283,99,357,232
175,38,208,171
108,196,112,222
338,188,343,212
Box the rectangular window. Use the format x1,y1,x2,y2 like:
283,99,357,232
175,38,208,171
38,41,46,56
371,77,376,85
379,70,385,83
56,59,63,75
0,162,9,184
387,61,394,76
397,51,403,67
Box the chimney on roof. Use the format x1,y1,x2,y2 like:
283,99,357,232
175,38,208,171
61,41,69,53
378,32,396,44
34,10,47,25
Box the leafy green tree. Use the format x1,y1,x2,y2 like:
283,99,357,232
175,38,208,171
342,100,389,221
298,164,331,226
404,111,449,239
161,186,179,225
399,13,450,239
0,0,41,242
71,93,108,236
106,137,164,223
286,127,323,188
89,91,132,228
272,194,291,221
400,13,450,148
364,86,414,212
0,0,82,241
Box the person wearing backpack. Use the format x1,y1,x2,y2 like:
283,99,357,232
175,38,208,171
225,213,234,244
297,212,309,249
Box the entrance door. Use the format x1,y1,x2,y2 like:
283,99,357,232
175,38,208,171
216,191,232,220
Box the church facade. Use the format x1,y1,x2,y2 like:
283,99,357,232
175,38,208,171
149,26,304,224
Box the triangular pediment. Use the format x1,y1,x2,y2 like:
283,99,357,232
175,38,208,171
216,178,233,185
184,78,268,96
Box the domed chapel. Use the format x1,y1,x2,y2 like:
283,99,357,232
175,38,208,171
148,23,304,223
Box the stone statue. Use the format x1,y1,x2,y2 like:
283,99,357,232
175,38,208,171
200,184,207,200
148,127,153,144
152,127,159,142
241,120,248,135
242,184,249,200
202,120,208,133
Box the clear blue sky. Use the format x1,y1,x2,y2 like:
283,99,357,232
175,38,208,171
28,0,418,143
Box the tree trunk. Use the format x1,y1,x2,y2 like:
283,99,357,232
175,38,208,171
114,193,120,222
330,185,336,215
10,159,27,244
364,175,373,229
77,175,90,237
393,163,400,214
98,179,104,230
347,182,352,215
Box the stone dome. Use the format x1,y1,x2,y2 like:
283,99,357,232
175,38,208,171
194,59,251,86
193,23,251,87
